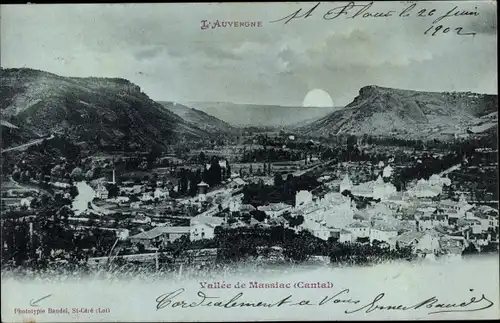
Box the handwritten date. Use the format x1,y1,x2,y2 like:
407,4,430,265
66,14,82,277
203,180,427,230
270,1,479,36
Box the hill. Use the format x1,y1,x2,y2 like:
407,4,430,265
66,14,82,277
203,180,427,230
182,101,337,127
0,68,210,151
158,101,238,134
298,85,498,140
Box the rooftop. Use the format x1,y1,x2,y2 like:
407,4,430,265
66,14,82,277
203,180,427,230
129,226,190,240
396,231,427,244
191,215,224,226
347,221,370,228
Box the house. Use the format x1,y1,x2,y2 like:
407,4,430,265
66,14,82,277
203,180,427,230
439,200,460,212
300,219,332,241
121,185,143,195
469,232,491,247
95,184,108,199
395,231,440,254
439,235,464,255
153,187,169,200
129,226,190,248
417,214,448,231
107,196,130,204
339,229,353,243
457,218,483,234
232,177,247,188
446,210,461,225
258,203,292,218
472,213,491,232
473,206,499,232
347,221,370,239
369,224,398,244
295,190,313,207
489,213,499,232
340,174,353,194
131,214,151,224
190,215,224,241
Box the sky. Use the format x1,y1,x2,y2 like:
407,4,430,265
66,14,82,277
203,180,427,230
1,1,497,107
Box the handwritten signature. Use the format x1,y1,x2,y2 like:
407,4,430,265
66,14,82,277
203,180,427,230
156,288,494,315
29,294,52,307
269,1,479,36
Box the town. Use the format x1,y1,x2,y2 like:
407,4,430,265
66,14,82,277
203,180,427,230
1,129,498,276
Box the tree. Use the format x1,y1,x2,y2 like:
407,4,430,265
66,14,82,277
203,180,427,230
462,243,479,255
206,157,222,186
147,145,163,169
69,185,79,199
242,213,252,224
107,184,120,199
137,242,146,253
12,170,21,182
226,161,231,179
85,169,94,180
71,167,84,181
199,151,206,164
274,173,284,186
251,210,267,222
51,164,63,178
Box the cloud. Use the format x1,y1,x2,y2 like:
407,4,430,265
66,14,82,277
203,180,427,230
1,2,496,106
466,3,497,35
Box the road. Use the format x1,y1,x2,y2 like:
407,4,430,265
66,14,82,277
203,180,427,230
1,135,54,153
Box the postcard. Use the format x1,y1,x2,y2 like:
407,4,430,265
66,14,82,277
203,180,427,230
1,1,499,322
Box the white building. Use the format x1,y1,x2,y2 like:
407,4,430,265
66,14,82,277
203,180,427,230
417,216,448,231
394,231,440,254
140,192,154,202
369,225,398,244
351,176,397,200
339,229,354,243
295,190,313,207
300,219,332,241
382,165,394,178
95,184,108,199
190,215,224,241
132,214,151,224
107,196,130,204
340,174,353,193
130,226,190,248
408,175,452,198
153,187,169,200
347,221,370,239
373,175,397,200
258,203,293,218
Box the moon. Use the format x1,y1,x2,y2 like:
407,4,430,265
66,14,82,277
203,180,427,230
302,89,334,107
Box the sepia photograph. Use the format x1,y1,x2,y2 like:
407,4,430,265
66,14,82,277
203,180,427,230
1,1,498,322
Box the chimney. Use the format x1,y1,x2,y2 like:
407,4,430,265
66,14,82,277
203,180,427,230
112,169,116,184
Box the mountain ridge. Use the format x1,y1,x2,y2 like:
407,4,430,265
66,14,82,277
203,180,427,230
158,101,238,134
298,85,498,139
0,68,211,150
181,101,339,127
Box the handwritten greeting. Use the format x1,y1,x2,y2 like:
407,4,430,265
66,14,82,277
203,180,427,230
270,1,480,36
156,288,495,316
